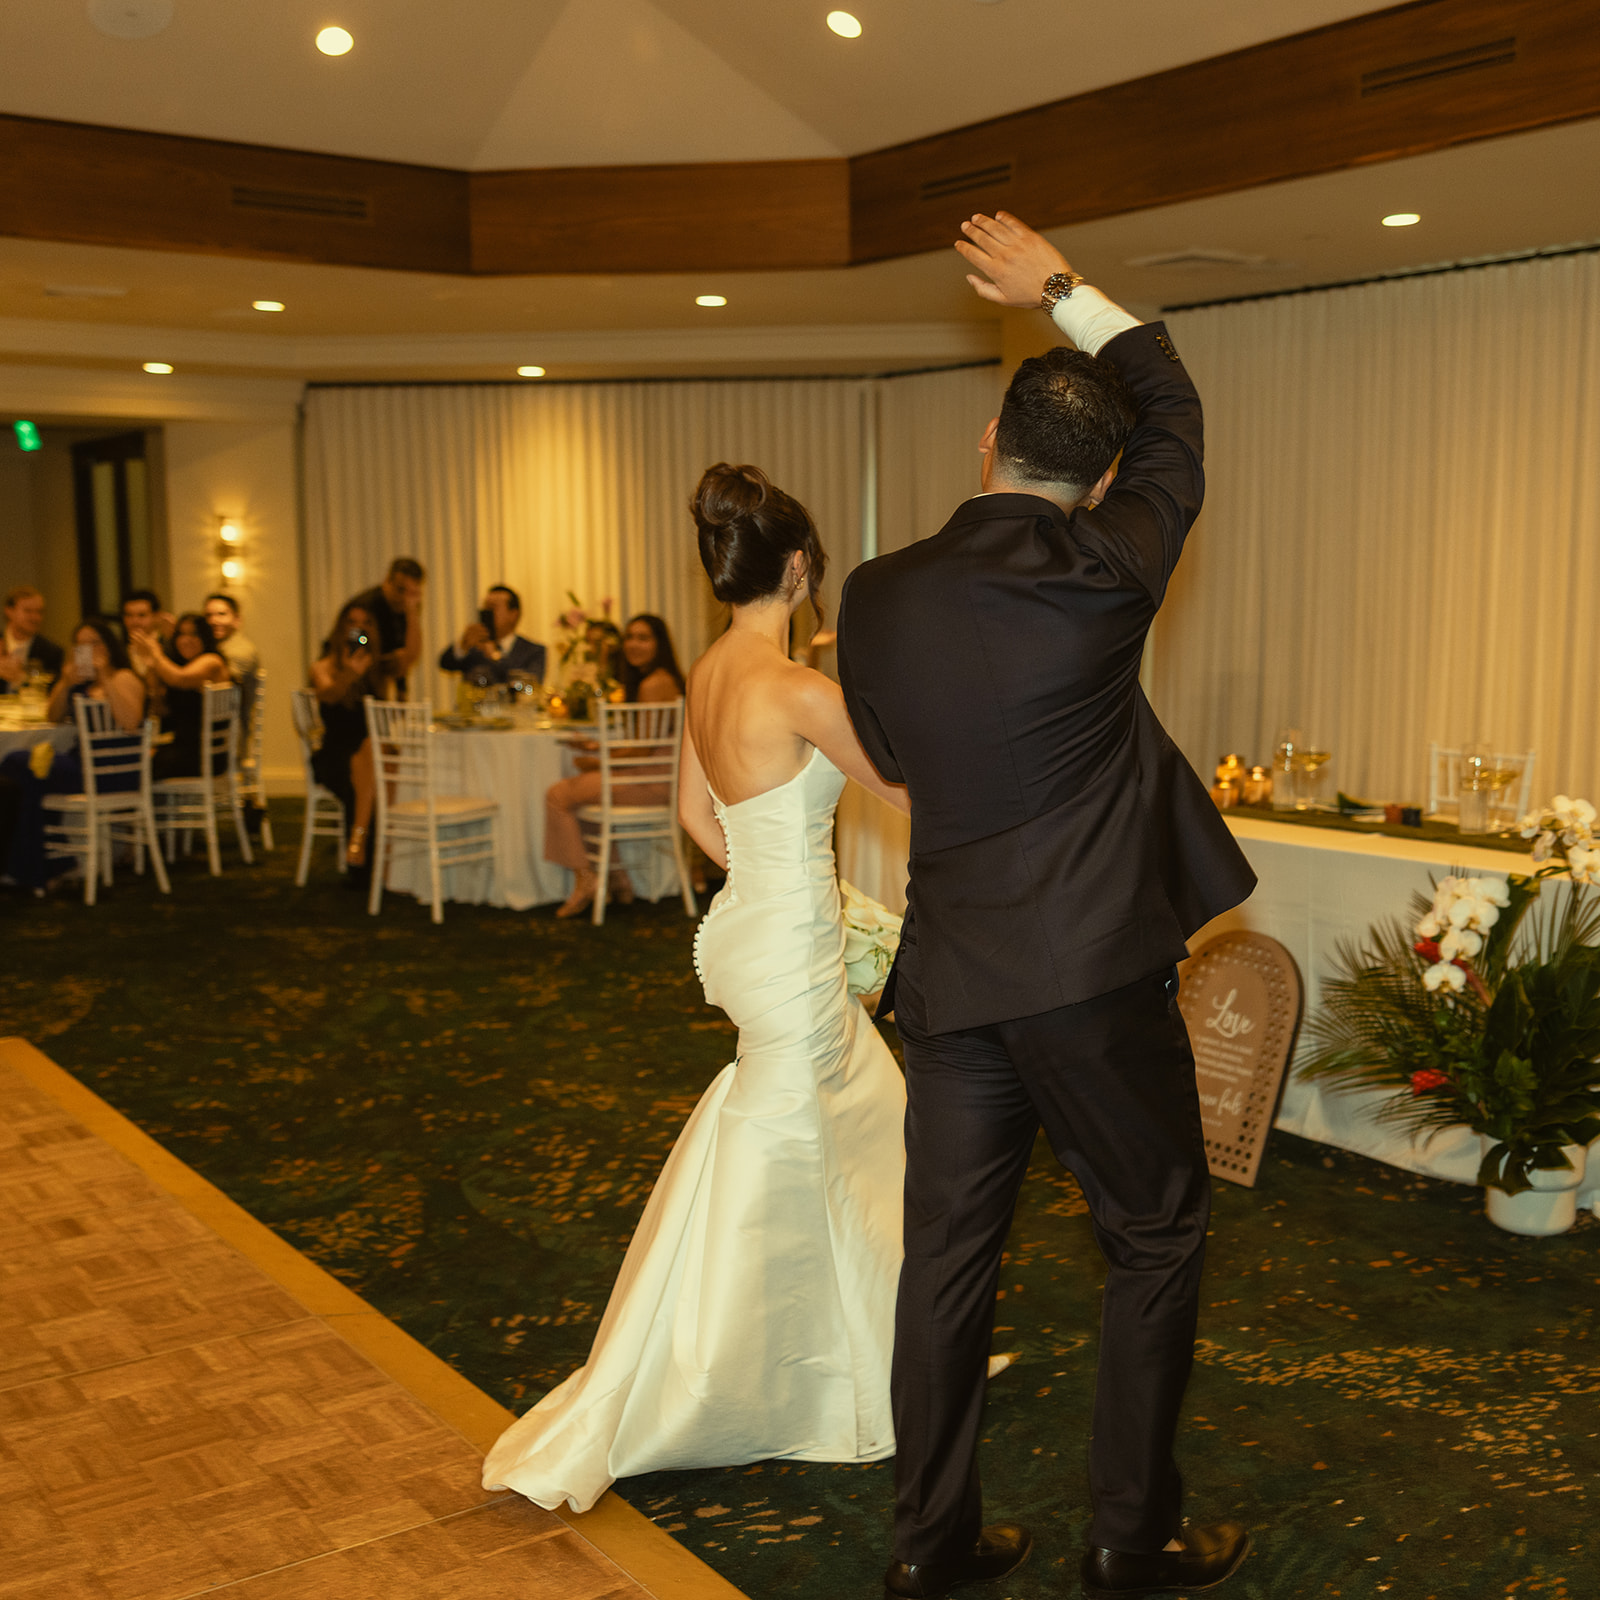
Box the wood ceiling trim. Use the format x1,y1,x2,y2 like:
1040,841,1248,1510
470,161,848,275
850,0,1600,262
0,115,469,274
0,0,1595,279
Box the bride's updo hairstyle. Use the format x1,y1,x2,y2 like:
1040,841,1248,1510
692,463,828,623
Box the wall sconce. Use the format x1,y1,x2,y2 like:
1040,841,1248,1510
217,515,244,585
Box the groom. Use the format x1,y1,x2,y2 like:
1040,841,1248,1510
838,213,1257,1599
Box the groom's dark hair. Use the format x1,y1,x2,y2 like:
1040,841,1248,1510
993,347,1137,497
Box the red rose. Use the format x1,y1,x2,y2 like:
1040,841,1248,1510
1410,1068,1451,1095
1414,939,1442,962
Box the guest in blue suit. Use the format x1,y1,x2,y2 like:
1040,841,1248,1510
438,585,546,685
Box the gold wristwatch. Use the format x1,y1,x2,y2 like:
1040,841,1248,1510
1040,271,1086,313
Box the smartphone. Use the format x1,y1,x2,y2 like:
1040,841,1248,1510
478,607,495,632
345,628,371,650
74,642,97,680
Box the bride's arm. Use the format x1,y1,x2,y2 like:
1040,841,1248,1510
791,671,910,815
678,721,728,868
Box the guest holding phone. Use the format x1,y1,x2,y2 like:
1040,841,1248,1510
0,617,145,893
439,585,546,684
310,600,394,875
127,611,231,781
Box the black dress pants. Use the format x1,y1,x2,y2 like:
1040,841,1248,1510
888,940,1211,1563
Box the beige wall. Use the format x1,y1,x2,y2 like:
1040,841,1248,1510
163,419,303,785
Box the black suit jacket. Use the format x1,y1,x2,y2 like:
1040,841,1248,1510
838,321,1255,1035
438,634,546,684
0,633,63,691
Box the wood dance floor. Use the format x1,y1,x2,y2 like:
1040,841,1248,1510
0,1038,744,1600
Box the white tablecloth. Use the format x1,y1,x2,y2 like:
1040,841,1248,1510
384,723,682,912
0,723,78,762
833,790,1599,1208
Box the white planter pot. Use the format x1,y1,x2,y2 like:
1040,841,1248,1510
1483,1142,1587,1237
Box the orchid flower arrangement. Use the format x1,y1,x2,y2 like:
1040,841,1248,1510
550,592,620,714
1301,794,1600,1196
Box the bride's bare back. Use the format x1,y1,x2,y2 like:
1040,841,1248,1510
688,630,818,806
678,619,907,869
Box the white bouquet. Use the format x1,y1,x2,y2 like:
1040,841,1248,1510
839,880,903,997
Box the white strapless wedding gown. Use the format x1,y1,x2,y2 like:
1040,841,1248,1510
483,746,906,1512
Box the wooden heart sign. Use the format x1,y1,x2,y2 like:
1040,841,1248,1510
1177,931,1303,1187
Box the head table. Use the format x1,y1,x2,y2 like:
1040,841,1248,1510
381,719,682,912
833,783,1600,1212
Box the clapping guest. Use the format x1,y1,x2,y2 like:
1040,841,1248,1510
438,586,546,684
203,593,261,682
0,618,145,893
0,587,63,692
545,612,685,918
128,612,231,781
310,600,394,874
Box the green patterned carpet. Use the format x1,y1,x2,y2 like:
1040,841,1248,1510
7,803,1596,1599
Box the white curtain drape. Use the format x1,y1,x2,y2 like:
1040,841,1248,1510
302,365,1004,704
1154,249,1600,806
303,378,875,703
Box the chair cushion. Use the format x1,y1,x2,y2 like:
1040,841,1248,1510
575,804,674,821
388,796,497,818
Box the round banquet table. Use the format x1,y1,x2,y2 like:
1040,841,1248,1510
382,721,684,912
0,722,78,761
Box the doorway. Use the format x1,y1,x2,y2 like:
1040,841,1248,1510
72,431,155,617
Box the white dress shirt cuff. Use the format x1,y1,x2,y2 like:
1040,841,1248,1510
1048,285,1142,356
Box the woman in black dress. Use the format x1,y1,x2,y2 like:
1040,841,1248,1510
128,612,231,780
310,600,393,870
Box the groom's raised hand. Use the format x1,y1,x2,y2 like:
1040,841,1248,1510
956,211,1073,308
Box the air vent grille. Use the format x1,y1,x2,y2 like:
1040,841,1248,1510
919,162,1013,203
230,185,371,220
1360,37,1515,95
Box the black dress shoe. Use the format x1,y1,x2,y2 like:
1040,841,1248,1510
1080,1522,1250,1597
884,1523,1032,1599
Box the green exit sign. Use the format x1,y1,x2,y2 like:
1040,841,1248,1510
13,420,41,452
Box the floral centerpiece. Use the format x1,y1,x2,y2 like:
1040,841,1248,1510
839,881,903,999
1300,795,1600,1215
550,592,619,720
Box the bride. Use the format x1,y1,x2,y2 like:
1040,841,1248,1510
483,462,913,1512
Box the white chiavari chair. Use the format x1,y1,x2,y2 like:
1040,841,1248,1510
364,698,497,925
291,688,347,886
42,699,170,906
576,698,696,926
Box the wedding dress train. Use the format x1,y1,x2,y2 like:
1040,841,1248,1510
483,746,906,1512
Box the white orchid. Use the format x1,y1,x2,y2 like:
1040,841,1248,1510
1439,926,1482,961
1422,960,1467,993
1468,876,1510,909
1567,844,1600,885
1416,912,1443,938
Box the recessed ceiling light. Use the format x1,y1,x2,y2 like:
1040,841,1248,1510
316,26,354,56
827,10,862,38
1382,212,1421,227
252,300,285,313
516,365,546,378
143,362,173,374
695,294,727,308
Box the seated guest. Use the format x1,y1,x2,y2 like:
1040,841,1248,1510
345,557,424,698
0,586,63,692
545,612,685,918
128,612,232,781
121,589,172,696
0,618,145,893
203,593,261,682
310,600,394,874
438,585,546,684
